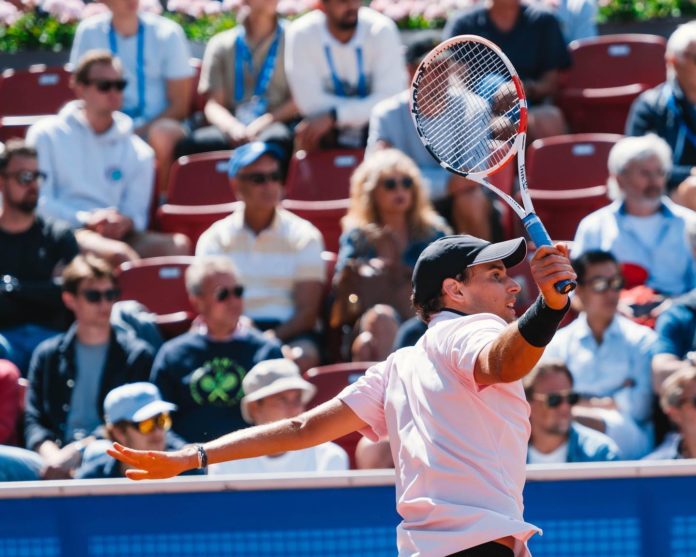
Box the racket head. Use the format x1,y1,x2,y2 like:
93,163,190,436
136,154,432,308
410,35,528,179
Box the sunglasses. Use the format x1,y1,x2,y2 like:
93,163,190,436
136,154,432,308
581,275,624,293
130,413,172,435
237,171,282,185
2,170,46,186
679,396,696,408
215,285,245,302
532,391,580,408
87,79,128,93
80,288,121,304
381,176,414,191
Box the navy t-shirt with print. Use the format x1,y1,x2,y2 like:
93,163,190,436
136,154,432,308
445,5,571,84
150,330,283,442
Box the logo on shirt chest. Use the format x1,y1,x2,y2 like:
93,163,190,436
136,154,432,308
189,357,247,407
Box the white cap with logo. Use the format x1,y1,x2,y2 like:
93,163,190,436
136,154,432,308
104,382,178,424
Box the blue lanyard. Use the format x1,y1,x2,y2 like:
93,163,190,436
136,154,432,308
234,24,282,104
109,19,145,120
666,84,696,163
323,44,367,98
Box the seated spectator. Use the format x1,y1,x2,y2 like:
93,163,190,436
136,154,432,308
76,382,202,479
151,257,283,443
351,304,400,363
392,315,427,351
572,134,696,297
544,250,656,459
524,360,620,463
653,290,696,393
332,149,450,351
70,0,194,193
354,436,393,470
529,0,597,45
176,0,296,162
196,143,325,372
0,140,79,373
643,365,696,459
209,358,348,474
366,35,503,241
285,0,406,151
626,22,696,209
26,50,191,266
444,0,571,141
25,254,154,479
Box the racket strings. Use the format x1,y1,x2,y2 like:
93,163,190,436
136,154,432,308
414,41,521,174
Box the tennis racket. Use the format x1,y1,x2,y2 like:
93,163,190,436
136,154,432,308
410,35,576,294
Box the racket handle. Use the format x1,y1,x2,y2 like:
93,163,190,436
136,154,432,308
522,213,576,294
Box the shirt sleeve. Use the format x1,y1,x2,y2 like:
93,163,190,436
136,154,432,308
536,11,572,74
445,315,506,386
198,33,226,97
293,226,325,282
119,137,155,231
162,22,194,80
337,360,388,441
619,328,656,423
69,22,92,68
653,307,693,358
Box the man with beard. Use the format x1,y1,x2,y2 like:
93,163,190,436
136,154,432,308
572,134,696,297
0,140,79,374
285,0,406,150
524,360,620,463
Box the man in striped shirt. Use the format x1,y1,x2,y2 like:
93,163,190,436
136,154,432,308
196,142,325,371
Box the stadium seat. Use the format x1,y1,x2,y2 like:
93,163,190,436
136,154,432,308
116,256,197,338
165,150,235,206
304,362,377,468
556,34,666,134
0,65,74,117
526,133,621,191
281,198,350,253
0,115,45,142
156,202,239,247
285,148,364,201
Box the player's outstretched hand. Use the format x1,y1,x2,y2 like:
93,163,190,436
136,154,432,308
529,243,576,310
106,442,196,480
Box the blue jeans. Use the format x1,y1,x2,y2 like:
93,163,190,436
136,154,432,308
0,445,43,482
0,324,60,375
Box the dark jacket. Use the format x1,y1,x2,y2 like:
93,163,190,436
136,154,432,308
626,80,696,192
24,324,154,449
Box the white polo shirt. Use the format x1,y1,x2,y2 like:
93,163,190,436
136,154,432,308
339,311,540,557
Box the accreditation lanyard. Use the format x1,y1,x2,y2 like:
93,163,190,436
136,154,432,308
323,44,367,98
666,84,696,163
109,19,145,120
234,25,282,104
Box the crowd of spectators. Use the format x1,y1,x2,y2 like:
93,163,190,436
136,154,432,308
2,0,696,481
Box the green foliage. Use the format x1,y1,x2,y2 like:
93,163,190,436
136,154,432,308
163,12,237,43
597,0,696,23
0,12,77,53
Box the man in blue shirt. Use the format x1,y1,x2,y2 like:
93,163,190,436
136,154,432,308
572,134,696,297
544,250,656,459
524,359,620,463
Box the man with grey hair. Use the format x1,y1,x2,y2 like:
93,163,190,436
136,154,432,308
643,365,696,459
150,256,283,442
626,21,696,210
572,134,696,297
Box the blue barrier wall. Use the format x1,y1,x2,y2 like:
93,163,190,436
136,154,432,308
0,464,695,557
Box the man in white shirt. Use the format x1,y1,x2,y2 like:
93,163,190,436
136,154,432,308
70,0,194,193
108,233,577,557
210,358,348,475
27,51,191,265
285,0,406,151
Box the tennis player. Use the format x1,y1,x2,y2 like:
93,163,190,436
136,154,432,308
109,234,576,557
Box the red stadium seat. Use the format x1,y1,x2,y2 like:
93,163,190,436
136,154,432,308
526,133,621,191
0,65,74,117
304,362,377,468
281,198,349,253
0,115,46,142
556,34,666,134
156,202,239,247
116,256,197,337
285,148,364,201
166,150,235,206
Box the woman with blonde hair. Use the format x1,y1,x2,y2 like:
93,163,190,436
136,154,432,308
332,149,450,361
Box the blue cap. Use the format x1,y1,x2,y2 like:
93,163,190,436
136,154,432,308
228,142,285,178
103,382,177,424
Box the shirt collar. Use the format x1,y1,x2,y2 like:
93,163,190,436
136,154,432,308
617,198,674,217
574,312,621,340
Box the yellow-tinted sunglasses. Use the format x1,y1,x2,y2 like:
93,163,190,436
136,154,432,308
131,412,172,435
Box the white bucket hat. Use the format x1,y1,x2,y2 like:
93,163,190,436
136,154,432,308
240,359,317,424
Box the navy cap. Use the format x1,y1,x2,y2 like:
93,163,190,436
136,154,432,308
412,235,527,305
228,142,284,178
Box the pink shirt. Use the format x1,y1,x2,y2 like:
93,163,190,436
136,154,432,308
339,311,540,557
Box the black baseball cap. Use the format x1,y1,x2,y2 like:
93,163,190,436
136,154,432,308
412,235,527,305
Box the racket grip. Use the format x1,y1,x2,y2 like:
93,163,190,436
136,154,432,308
522,214,576,294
